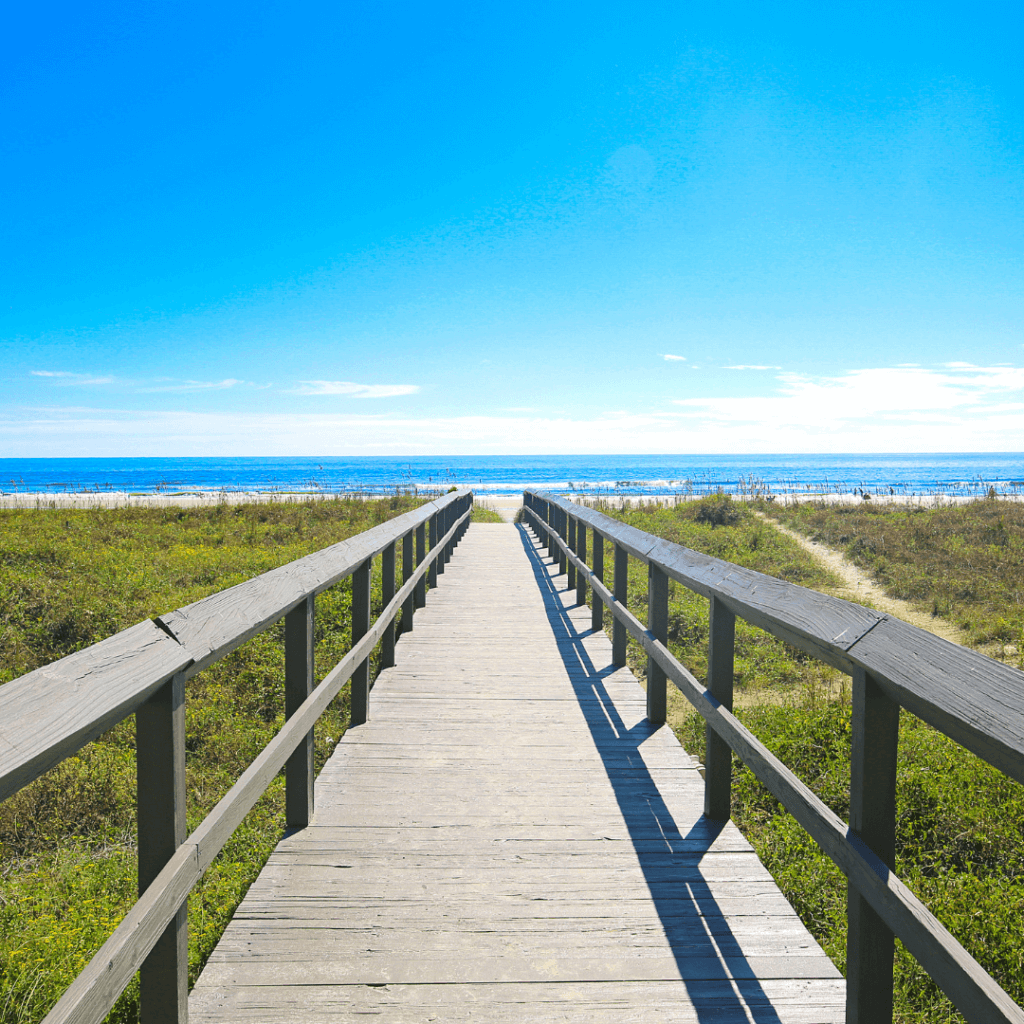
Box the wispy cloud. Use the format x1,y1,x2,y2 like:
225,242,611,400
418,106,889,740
671,363,1024,447
31,370,116,386
31,371,245,393
137,378,242,393
292,381,420,398
662,354,686,362
8,364,1023,456
724,364,782,371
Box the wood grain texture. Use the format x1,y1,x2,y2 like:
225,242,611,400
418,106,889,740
0,620,192,802
189,522,843,1023
525,497,1024,1022
156,489,470,677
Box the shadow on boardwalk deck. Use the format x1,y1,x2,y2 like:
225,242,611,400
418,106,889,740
189,523,844,1022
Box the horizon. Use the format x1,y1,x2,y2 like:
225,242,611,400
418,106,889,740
3,2,1023,456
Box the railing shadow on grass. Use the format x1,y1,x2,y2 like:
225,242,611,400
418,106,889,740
515,523,788,1024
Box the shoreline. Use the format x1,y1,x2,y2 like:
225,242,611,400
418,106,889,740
2,489,1022,510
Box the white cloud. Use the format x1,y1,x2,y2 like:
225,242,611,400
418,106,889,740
670,364,1024,449
31,371,116,386
723,364,782,371
292,381,420,398
137,378,242,393
662,354,686,362
5,364,1023,456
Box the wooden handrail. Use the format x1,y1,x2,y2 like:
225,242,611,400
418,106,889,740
0,489,473,1024
0,491,470,804
522,489,1024,1024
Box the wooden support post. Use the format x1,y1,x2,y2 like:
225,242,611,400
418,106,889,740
575,522,587,606
567,516,577,590
557,508,567,576
847,667,899,1024
137,671,187,1024
414,523,426,608
428,514,438,588
591,529,604,632
400,530,414,633
381,541,396,668
647,563,668,724
349,557,372,725
704,596,735,821
613,543,627,667
285,595,315,828
436,509,446,576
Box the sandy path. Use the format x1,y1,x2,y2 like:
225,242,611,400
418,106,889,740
759,513,972,647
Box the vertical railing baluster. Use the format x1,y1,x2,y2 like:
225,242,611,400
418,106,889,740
436,507,446,577
349,557,372,725
647,562,668,724
137,671,187,1024
401,530,414,633
567,515,577,590
285,595,315,828
704,595,734,820
576,522,587,606
415,523,426,609
612,543,627,667
591,528,604,632
558,508,567,576
428,512,439,588
381,542,396,668
847,667,899,1024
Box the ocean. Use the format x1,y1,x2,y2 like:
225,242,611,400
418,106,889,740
1,454,1022,498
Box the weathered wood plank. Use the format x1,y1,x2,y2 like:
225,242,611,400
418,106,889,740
190,522,844,1023
157,490,470,676
0,620,192,802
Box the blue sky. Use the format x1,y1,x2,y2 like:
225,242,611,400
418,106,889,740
2,1,1023,456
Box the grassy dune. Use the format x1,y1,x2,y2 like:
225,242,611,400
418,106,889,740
0,495,428,1024
593,494,1024,1024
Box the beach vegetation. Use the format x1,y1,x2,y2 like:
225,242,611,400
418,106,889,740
0,495,428,1023
590,497,1024,1023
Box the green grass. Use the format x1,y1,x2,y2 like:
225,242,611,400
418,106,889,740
470,504,504,523
0,495,430,1023
763,497,1024,649
589,495,1024,1023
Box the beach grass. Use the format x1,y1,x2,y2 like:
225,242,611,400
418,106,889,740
0,494,428,1024
591,494,1024,1023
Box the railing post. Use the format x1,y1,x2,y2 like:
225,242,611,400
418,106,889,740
137,671,187,1024
381,541,396,668
557,508,567,576
612,543,627,667
285,595,315,828
400,530,414,633
428,512,439,588
566,515,577,590
704,595,734,821
415,523,426,608
847,667,899,1024
575,522,587,606
647,562,668,724
349,557,372,725
591,528,604,632
436,507,446,576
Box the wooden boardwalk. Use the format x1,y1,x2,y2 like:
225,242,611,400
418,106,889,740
190,523,844,1023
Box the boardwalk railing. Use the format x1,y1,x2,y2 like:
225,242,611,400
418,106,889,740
523,489,1024,1024
0,488,473,1024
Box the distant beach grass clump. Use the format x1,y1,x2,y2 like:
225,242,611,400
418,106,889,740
590,495,1024,1024
0,494,427,1024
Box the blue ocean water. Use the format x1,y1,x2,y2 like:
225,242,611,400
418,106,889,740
1,454,1022,497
